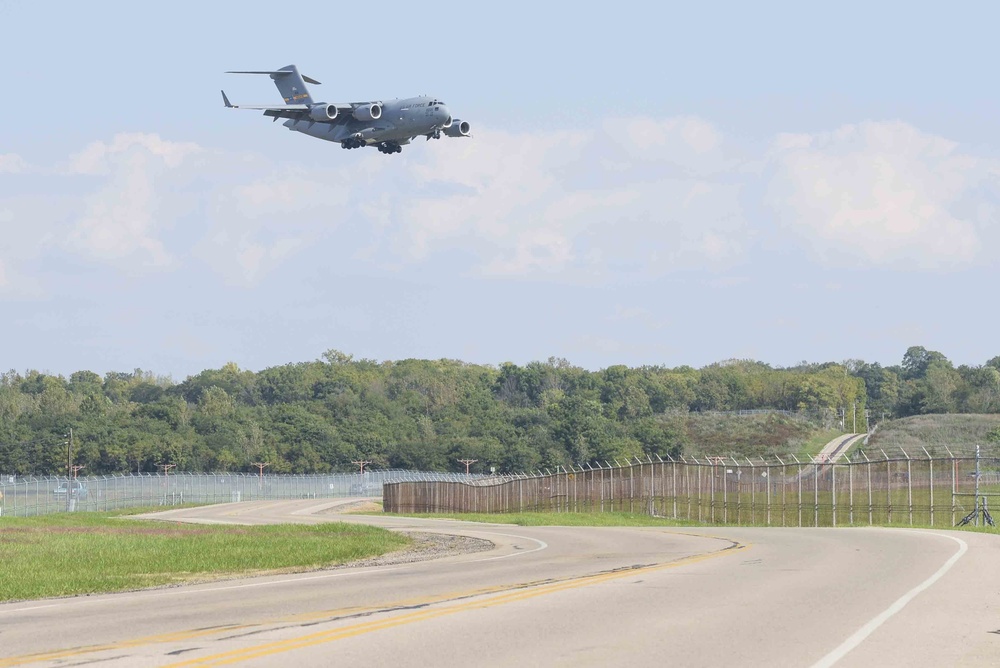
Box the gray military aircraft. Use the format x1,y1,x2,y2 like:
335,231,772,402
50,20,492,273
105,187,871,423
222,64,471,154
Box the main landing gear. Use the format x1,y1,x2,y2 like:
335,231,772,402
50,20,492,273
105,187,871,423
341,137,365,149
377,141,402,154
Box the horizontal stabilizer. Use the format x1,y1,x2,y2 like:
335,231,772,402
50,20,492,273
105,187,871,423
226,70,321,85
225,103,310,111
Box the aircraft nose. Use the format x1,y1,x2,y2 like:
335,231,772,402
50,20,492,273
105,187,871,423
439,105,451,124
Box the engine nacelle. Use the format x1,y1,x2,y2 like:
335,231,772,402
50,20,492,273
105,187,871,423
443,119,471,137
309,104,339,122
352,103,382,122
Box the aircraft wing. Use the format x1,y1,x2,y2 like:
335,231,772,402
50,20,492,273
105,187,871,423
222,91,358,123
222,90,307,111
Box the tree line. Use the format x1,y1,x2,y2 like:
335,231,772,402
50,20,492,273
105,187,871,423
1,346,995,476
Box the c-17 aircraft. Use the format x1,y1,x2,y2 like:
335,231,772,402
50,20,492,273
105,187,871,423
221,64,471,154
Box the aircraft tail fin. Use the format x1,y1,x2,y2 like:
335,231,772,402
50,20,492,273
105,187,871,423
225,64,319,105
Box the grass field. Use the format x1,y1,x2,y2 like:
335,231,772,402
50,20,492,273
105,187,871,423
679,412,830,457
389,511,702,527
0,509,409,602
866,414,1000,456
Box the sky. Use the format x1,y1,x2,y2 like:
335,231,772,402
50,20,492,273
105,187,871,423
2,1,999,379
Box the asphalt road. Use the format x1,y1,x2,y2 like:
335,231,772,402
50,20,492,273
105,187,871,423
1,500,998,667
816,433,866,462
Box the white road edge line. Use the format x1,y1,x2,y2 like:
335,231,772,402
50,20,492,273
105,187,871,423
810,531,968,668
473,533,548,561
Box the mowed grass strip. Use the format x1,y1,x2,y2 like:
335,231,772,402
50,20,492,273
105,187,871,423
0,511,409,602
390,511,702,527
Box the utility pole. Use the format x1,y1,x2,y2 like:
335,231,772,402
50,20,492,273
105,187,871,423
66,428,74,478
458,458,477,475
70,465,85,479
157,463,176,476
251,462,269,485
351,460,372,475
853,402,857,433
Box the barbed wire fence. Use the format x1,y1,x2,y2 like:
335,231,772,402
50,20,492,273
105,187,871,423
384,449,1000,529
0,470,489,518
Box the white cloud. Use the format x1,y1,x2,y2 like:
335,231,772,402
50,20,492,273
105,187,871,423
67,133,200,175
613,116,725,165
0,153,28,173
765,121,998,269
196,170,352,285
370,119,748,279
64,134,202,268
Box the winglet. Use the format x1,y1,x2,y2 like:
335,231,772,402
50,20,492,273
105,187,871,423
221,90,233,108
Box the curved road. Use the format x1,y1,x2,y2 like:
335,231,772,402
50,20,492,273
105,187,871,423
1,500,998,666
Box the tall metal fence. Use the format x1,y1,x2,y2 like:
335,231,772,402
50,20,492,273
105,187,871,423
0,470,484,518
384,454,1000,528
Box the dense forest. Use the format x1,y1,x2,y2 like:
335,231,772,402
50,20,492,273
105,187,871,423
1,346,997,476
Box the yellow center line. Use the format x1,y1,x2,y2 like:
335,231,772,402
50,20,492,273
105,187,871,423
0,624,258,668
167,541,749,667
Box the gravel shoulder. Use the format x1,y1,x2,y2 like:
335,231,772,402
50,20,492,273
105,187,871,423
346,531,494,568
319,500,496,567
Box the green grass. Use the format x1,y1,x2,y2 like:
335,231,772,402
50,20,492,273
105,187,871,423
669,412,836,458
386,511,702,527
867,414,1000,456
0,510,409,602
386,508,1000,534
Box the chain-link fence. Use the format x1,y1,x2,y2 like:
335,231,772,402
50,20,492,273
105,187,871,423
0,470,484,518
384,454,1000,528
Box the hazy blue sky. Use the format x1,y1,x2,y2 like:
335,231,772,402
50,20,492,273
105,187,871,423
2,1,999,378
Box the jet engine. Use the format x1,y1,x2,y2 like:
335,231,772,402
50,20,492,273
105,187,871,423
352,103,382,122
309,104,339,121
443,120,471,137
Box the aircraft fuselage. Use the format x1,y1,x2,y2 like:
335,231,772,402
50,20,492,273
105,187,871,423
284,96,451,147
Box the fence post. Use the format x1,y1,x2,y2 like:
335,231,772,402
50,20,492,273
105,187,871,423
721,459,728,524
776,455,786,527
629,463,635,514
765,461,772,527
832,463,837,528
670,457,678,519
697,461,704,523
923,447,934,528
793,455,802,528
951,454,957,526
902,448,912,526
885,453,892,525
864,451,873,526
813,461,819,528
848,457,854,526
600,464,605,513
708,460,715,524
685,461,691,521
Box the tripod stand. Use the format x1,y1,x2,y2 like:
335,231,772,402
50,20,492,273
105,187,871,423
957,496,995,527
